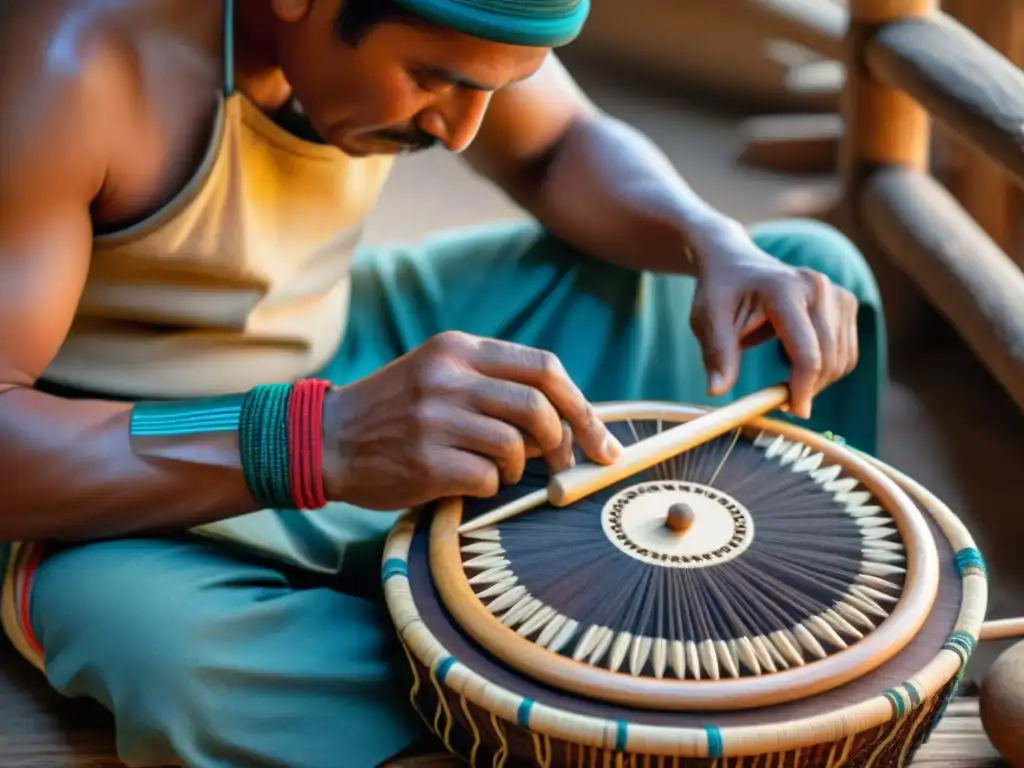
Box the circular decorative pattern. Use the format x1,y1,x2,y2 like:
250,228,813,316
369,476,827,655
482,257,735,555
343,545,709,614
428,406,942,711
600,481,754,569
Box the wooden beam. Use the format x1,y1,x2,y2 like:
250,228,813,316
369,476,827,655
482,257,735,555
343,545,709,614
861,167,1024,413
743,0,848,59
785,59,846,95
938,0,1024,263
866,13,1024,188
737,114,842,173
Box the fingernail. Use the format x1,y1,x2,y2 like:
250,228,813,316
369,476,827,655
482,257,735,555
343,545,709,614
708,371,724,394
604,433,624,461
568,452,576,468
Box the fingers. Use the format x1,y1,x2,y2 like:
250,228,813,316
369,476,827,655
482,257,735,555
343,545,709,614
804,272,839,396
462,376,576,473
840,287,860,377
802,271,861,385
429,447,502,499
464,337,622,465
769,270,860,419
691,289,742,397
764,286,820,420
435,409,530,488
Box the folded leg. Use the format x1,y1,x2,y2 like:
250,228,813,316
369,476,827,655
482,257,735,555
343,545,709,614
29,536,431,768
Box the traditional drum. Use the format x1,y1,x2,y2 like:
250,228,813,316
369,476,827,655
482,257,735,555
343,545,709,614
381,385,1008,766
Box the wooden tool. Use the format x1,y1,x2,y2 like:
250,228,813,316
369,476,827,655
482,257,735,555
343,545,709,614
457,384,790,534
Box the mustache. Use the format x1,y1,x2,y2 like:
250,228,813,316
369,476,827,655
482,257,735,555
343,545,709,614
367,126,438,152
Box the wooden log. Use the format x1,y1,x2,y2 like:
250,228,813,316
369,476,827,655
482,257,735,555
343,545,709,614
937,0,1024,263
743,0,848,59
860,166,1024,413
737,114,842,173
865,12,1024,188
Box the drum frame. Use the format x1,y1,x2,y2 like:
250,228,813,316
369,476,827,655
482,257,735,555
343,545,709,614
382,401,987,758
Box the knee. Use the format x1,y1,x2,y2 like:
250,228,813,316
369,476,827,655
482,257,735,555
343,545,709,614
750,218,880,306
30,540,258,764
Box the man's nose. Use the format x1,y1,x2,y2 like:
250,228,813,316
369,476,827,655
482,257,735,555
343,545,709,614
419,90,493,153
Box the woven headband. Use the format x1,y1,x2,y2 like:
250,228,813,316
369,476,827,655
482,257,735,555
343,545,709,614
390,0,590,47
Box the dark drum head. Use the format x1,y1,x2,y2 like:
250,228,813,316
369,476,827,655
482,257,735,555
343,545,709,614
407,502,962,727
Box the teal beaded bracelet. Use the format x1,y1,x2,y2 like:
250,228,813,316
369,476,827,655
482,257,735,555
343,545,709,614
130,380,329,510
238,383,295,509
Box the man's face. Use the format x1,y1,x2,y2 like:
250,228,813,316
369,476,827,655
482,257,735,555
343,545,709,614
272,0,551,157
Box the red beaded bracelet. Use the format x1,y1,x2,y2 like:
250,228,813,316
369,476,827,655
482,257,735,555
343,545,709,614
287,378,331,509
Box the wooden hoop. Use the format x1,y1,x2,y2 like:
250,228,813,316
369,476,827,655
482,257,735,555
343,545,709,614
428,402,941,711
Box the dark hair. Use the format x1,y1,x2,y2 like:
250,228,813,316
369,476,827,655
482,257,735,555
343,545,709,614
334,0,429,45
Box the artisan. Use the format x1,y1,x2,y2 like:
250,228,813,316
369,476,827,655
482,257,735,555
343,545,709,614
0,0,883,764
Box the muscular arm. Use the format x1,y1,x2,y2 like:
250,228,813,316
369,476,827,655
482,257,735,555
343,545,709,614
463,55,741,275
0,31,256,542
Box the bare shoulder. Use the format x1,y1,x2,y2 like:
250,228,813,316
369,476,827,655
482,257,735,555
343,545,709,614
0,0,152,199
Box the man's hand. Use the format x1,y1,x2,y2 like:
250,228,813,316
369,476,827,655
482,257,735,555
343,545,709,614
690,226,860,420
320,332,624,510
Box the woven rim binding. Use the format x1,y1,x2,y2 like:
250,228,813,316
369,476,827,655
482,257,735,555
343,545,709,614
391,0,590,47
381,401,987,758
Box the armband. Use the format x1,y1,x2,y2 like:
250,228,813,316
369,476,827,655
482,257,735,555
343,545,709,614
130,379,331,510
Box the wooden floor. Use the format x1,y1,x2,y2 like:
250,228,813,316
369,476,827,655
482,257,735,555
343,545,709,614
0,641,120,766
0,631,1010,767
912,700,1009,767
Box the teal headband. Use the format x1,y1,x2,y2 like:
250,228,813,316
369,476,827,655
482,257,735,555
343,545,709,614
391,0,590,48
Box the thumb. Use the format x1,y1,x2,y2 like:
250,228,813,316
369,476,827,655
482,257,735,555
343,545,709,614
695,294,741,397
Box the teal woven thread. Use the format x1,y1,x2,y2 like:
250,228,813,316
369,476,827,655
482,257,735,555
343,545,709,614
435,655,457,684
517,699,534,728
882,684,921,718
954,547,987,578
381,558,408,583
704,726,724,758
615,721,628,752
905,682,921,709
883,688,906,718
943,631,977,667
239,384,293,508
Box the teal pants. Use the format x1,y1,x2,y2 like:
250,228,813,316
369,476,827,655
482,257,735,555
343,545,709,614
18,219,884,768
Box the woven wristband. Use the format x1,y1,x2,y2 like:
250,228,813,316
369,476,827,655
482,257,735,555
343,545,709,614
287,379,331,509
239,383,295,509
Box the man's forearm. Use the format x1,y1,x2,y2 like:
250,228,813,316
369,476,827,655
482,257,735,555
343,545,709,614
511,112,743,275
0,387,258,542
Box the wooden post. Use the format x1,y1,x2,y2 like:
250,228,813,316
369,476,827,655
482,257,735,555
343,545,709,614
841,0,937,354
841,0,935,191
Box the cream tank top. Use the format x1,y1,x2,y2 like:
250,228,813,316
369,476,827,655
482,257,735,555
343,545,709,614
42,0,394,399
3,2,403,668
